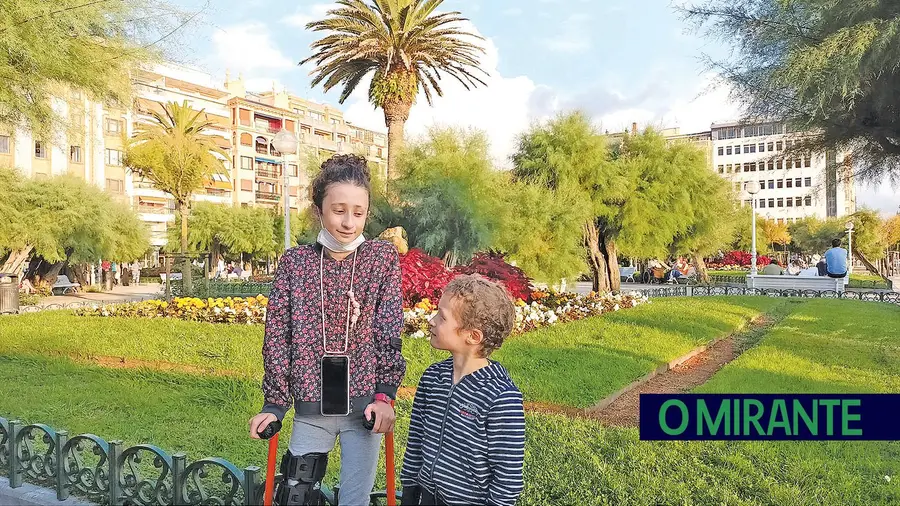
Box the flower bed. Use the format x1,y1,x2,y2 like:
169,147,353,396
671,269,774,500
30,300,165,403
75,295,269,325
402,290,649,338
77,290,650,337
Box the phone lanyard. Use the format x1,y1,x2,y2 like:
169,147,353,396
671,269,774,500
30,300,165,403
319,245,358,356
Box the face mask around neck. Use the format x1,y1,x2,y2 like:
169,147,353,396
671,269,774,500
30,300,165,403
317,218,365,253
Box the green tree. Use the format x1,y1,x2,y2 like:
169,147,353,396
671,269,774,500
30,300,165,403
789,217,845,255
762,218,792,257
670,168,740,282
394,127,503,265
0,168,149,285
301,0,487,181
125,100,228,293
0,0,189,140
682,0,900,183
848,209,886,261
883,215,900,250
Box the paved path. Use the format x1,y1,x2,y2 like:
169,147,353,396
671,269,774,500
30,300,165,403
33,283,162,307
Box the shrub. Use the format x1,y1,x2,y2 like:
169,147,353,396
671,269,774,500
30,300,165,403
721,250,773,267
398,249,457,308
452,251,534,302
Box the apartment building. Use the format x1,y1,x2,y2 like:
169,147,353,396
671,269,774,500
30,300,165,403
0,64,389,255
711,120,856,224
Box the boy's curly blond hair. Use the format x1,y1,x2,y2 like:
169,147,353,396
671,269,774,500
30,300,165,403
442,275,515,357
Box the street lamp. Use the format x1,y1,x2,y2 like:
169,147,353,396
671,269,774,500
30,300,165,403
845,220,855,276
273,129,298,250
746,181,761,278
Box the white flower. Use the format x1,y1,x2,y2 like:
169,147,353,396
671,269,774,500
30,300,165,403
413,330,425,339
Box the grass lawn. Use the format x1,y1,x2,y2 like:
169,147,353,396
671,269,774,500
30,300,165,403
0,297,780,408
697,299,900,394
2,297,898,504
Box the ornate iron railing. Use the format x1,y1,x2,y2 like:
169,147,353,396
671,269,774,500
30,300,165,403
0,417,397,505
632,285,900,304
169,281,272,298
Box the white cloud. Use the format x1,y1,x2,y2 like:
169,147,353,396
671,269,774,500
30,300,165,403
284,3,336,27
542,13,592,53
212,22,294,73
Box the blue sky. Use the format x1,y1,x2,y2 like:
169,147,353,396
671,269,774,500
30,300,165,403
170,0,896,214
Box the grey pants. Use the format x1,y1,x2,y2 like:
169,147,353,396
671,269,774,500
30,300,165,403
288,415,382,506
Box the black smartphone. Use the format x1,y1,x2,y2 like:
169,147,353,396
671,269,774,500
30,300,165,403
321,356,350,416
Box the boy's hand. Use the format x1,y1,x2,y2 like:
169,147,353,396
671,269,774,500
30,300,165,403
249,413,277,439
364,402,395,433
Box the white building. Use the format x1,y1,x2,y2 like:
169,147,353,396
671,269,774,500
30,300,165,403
711,120,856,224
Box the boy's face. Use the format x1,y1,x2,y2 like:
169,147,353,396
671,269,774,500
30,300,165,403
429,296,478,354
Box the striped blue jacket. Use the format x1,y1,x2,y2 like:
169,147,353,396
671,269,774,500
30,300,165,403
400,359,526,506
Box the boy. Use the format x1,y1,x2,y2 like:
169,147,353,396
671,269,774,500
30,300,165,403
401,275,526,506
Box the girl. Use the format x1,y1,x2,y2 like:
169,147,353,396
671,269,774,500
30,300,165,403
249,154,406,506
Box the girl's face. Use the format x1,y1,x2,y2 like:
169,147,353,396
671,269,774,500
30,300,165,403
318,182,369,243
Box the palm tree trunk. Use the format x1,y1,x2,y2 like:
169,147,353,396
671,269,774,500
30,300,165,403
177,200,193,294
383,98,412,182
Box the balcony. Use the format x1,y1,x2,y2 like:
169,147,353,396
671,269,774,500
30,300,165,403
137,205,172,215
256,167,281,179
255,191,280,202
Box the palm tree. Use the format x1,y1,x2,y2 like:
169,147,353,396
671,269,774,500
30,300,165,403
124,100,228,294
301,0,487,181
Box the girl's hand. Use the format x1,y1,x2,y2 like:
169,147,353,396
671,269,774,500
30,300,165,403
249,412,277,439
364,402,395,433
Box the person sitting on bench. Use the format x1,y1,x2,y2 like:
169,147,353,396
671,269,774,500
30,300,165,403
824,238,849,279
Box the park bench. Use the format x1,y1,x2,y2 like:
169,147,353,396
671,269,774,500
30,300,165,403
159,272,183,283
747,274,845,293
51,275,80,295
619,266,637,282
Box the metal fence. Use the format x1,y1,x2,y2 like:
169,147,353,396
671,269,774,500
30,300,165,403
633,284,900,304
169,281,272,298
0,417,395,506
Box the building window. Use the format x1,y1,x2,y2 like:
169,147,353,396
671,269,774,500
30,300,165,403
777,160,783,170
748,145,756,154
786,140,793,149
309,111,324,122
793,158,801,169
106,178,124,194
105,118,121,134
759,199,766,209
717,165,724,174
804,177,811,187
105,149,123,166
768,180,774,189
240,156,253,170
734,182,741,192
288,164,298,177
767,142,774,152
70,146,82,163
777,198,784,208
805,157,811,167
726,146,732,155
795,197,802,207
786,198,793,207
35,141,46,158
786,159,793,169
240,133,252,146
804,196,812,206
750,162,757,172
718,147,724,156
777,180,784,189
767,161,774,171
776,141,783,151
758,143,765,152
0,135,9,154
786,179,793,188
768,198,775,207
239,109,251,126
795,177,802,187
726,164,733,174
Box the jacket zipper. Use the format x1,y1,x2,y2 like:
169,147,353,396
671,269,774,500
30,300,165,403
428,374,457,498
